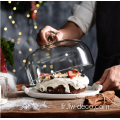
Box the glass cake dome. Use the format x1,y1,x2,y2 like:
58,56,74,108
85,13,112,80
25,39,94,86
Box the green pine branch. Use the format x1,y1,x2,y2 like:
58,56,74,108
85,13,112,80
0,38,15,67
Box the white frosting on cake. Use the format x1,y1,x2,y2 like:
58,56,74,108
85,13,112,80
36,75,89,93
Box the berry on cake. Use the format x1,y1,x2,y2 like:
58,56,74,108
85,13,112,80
36,69,89,94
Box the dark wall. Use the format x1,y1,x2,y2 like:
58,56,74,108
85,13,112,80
1,1,97,85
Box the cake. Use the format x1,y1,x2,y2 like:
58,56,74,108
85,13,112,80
36,69,89,94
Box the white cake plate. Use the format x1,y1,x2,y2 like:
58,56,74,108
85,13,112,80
22,83,102,99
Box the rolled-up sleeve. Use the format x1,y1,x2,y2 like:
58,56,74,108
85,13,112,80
68,1,96,34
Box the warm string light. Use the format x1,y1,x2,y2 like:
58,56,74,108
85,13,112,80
27,14,30,18
17,41,20,44
29,48,32,51
13,69,16,72
12,20,15,24
4,27,7,31
8,15,12,19
46,53,50,58
8,1,11,4
11,39,14,42
18,32,22,35
47,56,50,58
39,1,43,3
23,59,26,63
34,26,37,29
34,10,37,13
17,38,21,41
17,38,21,44
36,4,39,7
13,7,16,10
37,61,40,63
43,65,46,68
50,65,53,69
18,51,22,54
46,53,50,56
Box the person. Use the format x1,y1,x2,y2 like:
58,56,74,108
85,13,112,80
36,1,120,97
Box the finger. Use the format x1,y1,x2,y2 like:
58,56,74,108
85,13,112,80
107,85,120,91
40,29,48,45
36,35,45,47
105,84,114,91
37,30,49,46
56,32,63,41
36,38,44,47
112,86,120,91
95,68,110,84
106,82,119,91
101,75,111,91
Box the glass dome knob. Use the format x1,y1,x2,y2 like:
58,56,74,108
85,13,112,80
45,31,57,44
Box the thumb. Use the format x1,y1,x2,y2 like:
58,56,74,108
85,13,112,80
95,79,104,84
56,32,63,41
95,68,110,84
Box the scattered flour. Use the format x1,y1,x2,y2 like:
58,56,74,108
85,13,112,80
0,97,49,111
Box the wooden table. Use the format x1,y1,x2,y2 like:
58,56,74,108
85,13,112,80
1,91,120,118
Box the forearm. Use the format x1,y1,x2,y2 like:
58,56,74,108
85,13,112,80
59,21,84,40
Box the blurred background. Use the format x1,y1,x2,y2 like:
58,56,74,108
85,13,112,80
1,1,97,85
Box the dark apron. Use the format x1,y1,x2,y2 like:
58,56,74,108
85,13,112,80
93,1,120,97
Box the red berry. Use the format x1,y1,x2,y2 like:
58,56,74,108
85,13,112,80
68,71,77,78
72,69,79,73
40,73,46,76
40,73,54,79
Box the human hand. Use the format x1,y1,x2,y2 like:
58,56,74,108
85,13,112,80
95,65,120,91
36,25,63,47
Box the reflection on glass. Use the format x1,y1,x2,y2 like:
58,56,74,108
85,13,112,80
76,47,88,64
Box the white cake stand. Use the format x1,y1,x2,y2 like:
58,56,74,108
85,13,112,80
22,83,102,99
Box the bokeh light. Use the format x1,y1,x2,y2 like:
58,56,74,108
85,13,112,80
4,27,7,31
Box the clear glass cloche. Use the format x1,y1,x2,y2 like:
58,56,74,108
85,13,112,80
25,39,94,86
